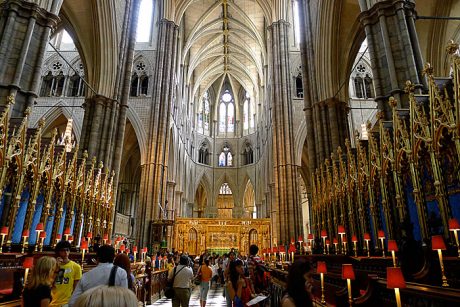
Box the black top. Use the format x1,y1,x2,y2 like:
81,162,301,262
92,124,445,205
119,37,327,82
22,284,52,307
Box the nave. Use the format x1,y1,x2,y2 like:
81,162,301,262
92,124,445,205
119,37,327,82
148,287,226,307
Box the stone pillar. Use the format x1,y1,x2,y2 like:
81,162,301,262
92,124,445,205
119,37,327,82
137,19,178,247
0,0,61,116
268,20,302,244
358,0,425,118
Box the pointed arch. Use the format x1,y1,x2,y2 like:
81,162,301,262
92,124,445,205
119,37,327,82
126,108,147,165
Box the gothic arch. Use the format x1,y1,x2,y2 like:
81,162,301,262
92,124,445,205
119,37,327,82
294,119,307,167
126,108,147,165
34,101,82,142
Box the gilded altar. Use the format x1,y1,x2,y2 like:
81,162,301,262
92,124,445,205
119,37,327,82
173,218,271,255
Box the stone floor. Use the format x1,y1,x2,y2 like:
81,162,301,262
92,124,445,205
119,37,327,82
147,285,227,307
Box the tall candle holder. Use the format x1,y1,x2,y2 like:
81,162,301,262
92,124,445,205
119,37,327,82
64,228,71,241
338,225,345,254
23,257,34,285
333,238,338,255
343,235,348,254
288,245,295,262
39,232,46,252
120,244,126,254
55,234,62,247
431,235,449,287
68,235,73,245
308,234,314,253
449,218,460,258
351,235,358,257
342,264,355,307
364,233,371,257
103,233,108,245
388,240,398,267
133,246,138,263
0,227,8,254
387,267,406,307
321,230,327,255
325,239,330,255
378,230,386,257
86,232,93,247
34,223,44,252
80,240,88,270
21,230,29,254
297,236,303,254
317,261,327,304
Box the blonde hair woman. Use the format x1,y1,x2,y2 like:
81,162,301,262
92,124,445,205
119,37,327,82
73,285,138,307
22,256,58,307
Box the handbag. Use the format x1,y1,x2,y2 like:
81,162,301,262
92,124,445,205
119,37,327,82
164,266,186,299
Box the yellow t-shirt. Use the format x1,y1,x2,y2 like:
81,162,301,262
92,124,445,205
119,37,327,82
50,260,82,307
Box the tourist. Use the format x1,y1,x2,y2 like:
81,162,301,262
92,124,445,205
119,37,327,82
73,285,137,307
247,244,266,293
69,245,128,306
197,258,212,307
223,251,236,307
227,259,256,307
281,258,313,307
22,256,58,307
168,255,194,307
51,240,82,307
114,253,136,292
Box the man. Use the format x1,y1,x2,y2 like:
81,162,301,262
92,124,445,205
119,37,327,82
247,244,265,293
169,255,194,307
69,245,128,306
223,251,236,307
50,241,82,307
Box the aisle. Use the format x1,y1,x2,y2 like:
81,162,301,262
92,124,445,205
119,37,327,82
148,286,227,306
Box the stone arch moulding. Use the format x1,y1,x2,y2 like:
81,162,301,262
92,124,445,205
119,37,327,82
34,100,82,142
194,173,212,210
214,172,238,207
294,119,307,167
126,108,148,165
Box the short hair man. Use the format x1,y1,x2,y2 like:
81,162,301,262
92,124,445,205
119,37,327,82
50,241,82,307
69,245,128,306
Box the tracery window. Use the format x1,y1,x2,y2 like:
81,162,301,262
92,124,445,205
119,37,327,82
198,142,209,165
219,90,235,134
243,91,255,133
219,183,232,195
67,73,84,97
197,91,210,134
218,144,233,167
243,143,254,165
295,72,303,98
39,68,65,97
130,61,149,96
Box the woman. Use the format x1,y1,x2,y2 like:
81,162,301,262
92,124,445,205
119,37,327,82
227,259,256,307
197,258,213,307
281,259,313,307
73,285,137,307
22,256,58,307
114,253,135,292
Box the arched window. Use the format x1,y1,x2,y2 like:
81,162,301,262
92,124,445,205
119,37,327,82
295,72,303,98
243,99,249,131
354,76,364,99
197,91,210,134
198,143,209,165
130,73,139,96
137,0,153,42
219,90,235,134
219,183,232,195
67,73,83,97
364,75,374,98
53,72,65,96
40,72,53,96
243,143,254,165
140,76,149,95
219,144,233,167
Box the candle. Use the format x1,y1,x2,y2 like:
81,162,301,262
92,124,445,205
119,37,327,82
333,238,338,255
39,232,46,252
388,240,398,267
321,230,327,255
308,234,314,253
342,264,355,307
86,232,92,247
317,261,327,304
364,233,371,257
64,228,71,241
35,223,44,252
431,235,449,287
103,233,108,245
378,230,385,257
22,230,29,254
352,235,358,257
133,246,138,263
325,239,330,255
338,225,345,254
0,227,8,254
80,240,88,269
449,218,460,258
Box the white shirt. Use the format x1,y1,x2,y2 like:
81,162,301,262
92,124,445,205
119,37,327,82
168,264,194,289
69,263,128,306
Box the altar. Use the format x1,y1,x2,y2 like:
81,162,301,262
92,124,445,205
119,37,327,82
173,218,271,255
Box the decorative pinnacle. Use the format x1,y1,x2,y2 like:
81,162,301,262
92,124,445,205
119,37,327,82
404,80,415,93
388,97,397,108
377,111,384,120
98,161,104,169
422,63,433,76
24,107,31,117
366,120,372,131
6,94,15,105
83,150,88,159
446,40,459,55
38,118,46,128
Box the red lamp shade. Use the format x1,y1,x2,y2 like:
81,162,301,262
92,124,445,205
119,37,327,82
64,228,71,235
342,264,355,280
80,240,88,250
23,257,34,269
279,246,286,253
35,223,44,231
387,240,398,252
321,230,327,238
143,247,147,253
364,233,371,240
56,234,62,240
39,232,46,239
431,235,446,250
308,233,314,240
333,238,338,244
120,244,126,251
288,245,296,253
387,267,406,289
133,246,138,252
290,237,295,244
449,218,460,231
103,233,109,240
298,235,303,242
317,261,327,274
68,235,73,242
86,232,93,239
338,225,345,234
22,230,29,237
352,235,358,243
378,230,385,239
0,227,8,235
326,239,330,245
273,247,278,253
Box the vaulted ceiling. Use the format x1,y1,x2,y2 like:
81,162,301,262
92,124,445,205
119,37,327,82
180,0,268,101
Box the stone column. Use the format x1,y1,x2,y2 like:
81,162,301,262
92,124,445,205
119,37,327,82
137,19,178,247
268,20,302,244
358,0,425,118
0,0,61,116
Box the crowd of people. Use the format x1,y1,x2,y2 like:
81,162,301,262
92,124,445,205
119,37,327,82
20,242,313,307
